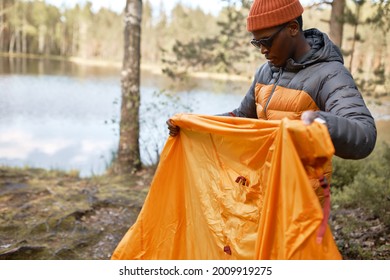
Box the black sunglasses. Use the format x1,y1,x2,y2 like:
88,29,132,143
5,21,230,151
250,24,287,49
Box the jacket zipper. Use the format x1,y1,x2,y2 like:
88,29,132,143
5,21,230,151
263,68,283,118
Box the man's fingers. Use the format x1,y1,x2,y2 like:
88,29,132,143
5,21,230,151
301,111,318,125
166,119,180,137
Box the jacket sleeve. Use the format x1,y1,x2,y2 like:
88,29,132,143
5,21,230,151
316,67,377,159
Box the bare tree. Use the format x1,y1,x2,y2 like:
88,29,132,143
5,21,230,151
311,0,346,48
110,0,143,175
329,0,345,48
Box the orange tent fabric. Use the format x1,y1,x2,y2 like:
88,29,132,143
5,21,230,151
111,114,342,260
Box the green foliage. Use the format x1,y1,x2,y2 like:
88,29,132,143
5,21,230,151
161,37,221,80
345,1,368,24
332,142,390,227
331,157,362,189
366,0,390,32
340,0,390,96
161,0,253,80
0,0,122,59
1,1,388,95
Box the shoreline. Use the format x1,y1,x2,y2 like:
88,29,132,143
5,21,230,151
1,52,388,121
0,52,252,83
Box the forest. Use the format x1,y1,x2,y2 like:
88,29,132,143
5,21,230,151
0,0,389,260
1,0,389,87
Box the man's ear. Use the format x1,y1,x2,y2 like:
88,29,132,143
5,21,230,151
287,20,299,37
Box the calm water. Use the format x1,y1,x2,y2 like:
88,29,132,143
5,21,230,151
1,57,389,177
0,57,246,176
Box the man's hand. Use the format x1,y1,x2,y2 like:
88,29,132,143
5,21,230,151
166,119,180,137
301,110,320,125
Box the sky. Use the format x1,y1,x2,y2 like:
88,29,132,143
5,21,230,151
45,0,227,15
45,0,314,15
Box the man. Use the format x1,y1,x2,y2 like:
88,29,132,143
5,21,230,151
167,0,376,160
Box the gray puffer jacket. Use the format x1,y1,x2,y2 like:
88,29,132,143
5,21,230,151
222,28,376,159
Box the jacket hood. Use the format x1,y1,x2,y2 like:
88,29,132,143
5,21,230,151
276,28,344,72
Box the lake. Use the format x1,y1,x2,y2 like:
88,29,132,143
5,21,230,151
1,57,389,177
0,57,248,176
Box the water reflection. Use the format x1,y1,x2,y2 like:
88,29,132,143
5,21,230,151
0,57,244,176
0,121,113,175
0,56,121,78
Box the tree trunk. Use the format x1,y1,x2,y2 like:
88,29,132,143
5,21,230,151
22,5,27,54
15,27,20,53
111,0,142,175
78,21,88,58
8,30,14,53
0,0,3,52
38,24,46,54
348,2,363,72
329,0,345,48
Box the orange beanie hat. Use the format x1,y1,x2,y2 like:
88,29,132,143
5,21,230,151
247,0,304,32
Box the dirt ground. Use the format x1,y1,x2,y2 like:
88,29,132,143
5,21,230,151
0,167,153,260
0,166,388,260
